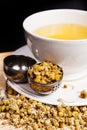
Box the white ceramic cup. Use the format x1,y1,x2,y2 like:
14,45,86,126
23,9,87,80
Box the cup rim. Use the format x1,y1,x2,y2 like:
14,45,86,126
23,8,87,42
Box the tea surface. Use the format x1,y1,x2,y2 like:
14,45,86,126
33,23,87,40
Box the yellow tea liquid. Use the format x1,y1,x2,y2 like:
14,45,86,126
33,23,87,40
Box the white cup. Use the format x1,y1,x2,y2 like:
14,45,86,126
23,9,87,80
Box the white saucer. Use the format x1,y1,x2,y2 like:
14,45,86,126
6,45,87,106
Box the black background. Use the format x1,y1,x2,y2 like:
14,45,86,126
0,0,87,52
